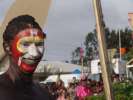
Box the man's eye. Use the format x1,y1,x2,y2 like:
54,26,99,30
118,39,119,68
23,42,30,46
35,42,44,46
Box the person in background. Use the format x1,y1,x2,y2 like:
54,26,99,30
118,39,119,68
67,80,76,100
0,15,54,100
56,79,69,100
75,74,93,100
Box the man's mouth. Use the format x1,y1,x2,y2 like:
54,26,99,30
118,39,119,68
22,58,41,64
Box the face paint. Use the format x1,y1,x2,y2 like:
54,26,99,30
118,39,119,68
10,28,45,74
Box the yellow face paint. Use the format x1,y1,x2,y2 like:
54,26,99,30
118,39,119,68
17,36,44,53
11,28,46,74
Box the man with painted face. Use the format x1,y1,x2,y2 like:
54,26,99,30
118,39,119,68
0,15,54,100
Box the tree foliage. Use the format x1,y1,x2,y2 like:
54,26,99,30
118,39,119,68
71,27,133,64
71,47,81,64
123,48,133,61
86,82,133,100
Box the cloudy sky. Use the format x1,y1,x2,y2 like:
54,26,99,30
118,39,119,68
0,0,133,62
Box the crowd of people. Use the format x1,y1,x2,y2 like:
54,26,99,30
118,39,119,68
41,74,104,100
40,73,127,100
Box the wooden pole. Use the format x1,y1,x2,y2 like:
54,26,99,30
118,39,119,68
92,0,114,100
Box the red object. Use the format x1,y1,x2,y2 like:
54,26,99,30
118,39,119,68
75,85,93,100
119,48,126,55
11,28,44,73
80,47,84,59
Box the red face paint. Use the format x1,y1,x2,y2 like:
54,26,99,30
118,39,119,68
10,28,45,74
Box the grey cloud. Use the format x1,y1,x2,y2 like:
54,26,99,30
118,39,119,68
45,0,94,61
102,0,133,29
0,0,133,61
45,0,133,61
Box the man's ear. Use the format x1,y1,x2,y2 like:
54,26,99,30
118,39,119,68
3,42,12,55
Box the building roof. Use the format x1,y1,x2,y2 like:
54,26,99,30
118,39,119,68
36,61,88,73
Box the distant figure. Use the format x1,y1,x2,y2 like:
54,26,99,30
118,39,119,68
67,81,76,100
75,74,93,100
56,79,68,100
0,15,54,100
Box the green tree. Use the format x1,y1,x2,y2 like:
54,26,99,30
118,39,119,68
71,47,81,64
123,48,133,61
119,28,132,48
106,29,118,49
71,27,133,64
84,30,98,61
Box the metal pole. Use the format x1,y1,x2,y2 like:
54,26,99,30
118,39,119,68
119,30,122,60
92,0,114,100
80,46,84,73
81,58,84,73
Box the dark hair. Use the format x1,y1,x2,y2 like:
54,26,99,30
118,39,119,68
3,15,44,43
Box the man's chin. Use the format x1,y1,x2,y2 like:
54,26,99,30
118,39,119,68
20,62,38,74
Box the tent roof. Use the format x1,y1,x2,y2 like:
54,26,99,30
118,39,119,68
36,61,86,73
127,58,133,66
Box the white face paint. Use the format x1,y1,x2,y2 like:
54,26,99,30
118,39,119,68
21,43,44,65
11,28,45,73
28,43,41,57
16,35,44,65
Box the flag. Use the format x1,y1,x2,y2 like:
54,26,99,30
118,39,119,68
128,13,133,29
128,13,133,40
80,47,84,60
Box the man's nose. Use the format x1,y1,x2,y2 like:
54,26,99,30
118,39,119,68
28,43,40,57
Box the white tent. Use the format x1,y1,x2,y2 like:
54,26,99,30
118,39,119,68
112,58,126,75
36,61,88,74
40,74,80,87
90,58,126,75
91,59,101,74
126,58,133,79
